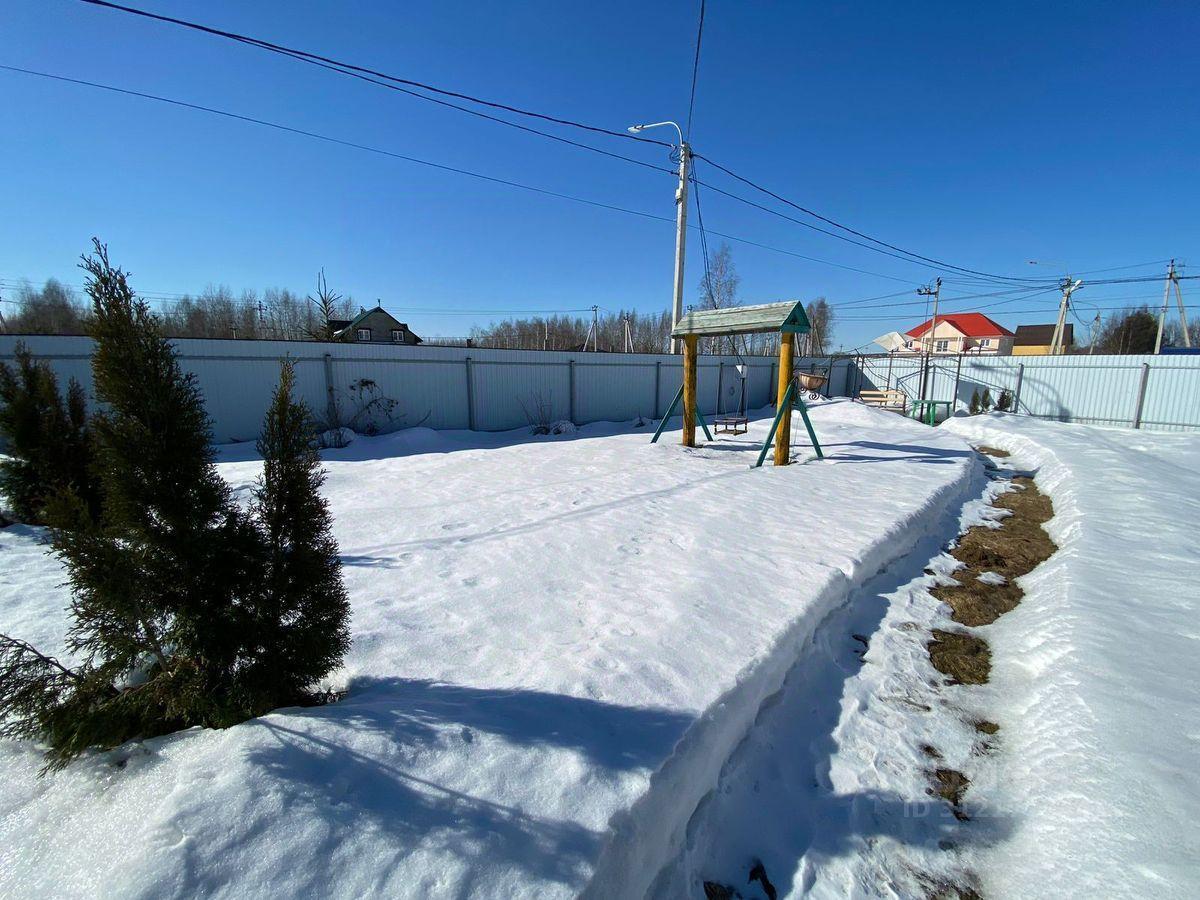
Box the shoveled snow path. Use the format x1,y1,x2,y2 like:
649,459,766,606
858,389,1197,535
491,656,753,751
0,402,979,898
651,453,999,898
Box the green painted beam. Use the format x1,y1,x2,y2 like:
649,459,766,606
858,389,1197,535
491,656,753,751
793,396,824,459
754,381,795,468
650,384,684,443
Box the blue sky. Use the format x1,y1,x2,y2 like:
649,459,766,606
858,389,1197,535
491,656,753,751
2,1,1197,348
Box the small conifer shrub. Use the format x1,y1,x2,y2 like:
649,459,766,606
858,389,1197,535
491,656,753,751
0,242,350,771
0,344,97,524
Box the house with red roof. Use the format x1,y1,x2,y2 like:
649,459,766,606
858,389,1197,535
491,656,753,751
900,312,1014,355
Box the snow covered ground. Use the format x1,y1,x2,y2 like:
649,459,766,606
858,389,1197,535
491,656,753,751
665,413,1200,899
940,415,1200,898
0,401,983,899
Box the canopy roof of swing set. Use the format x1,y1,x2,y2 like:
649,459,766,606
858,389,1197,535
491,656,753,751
671,299,811,338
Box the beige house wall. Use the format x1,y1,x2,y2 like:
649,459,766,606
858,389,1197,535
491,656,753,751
903,320,1012,355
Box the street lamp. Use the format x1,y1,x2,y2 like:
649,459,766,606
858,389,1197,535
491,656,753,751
629,120,689,353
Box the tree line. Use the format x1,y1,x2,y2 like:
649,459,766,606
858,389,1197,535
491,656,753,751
1089,307,1198,354
467,243,840,355
2,276,357,342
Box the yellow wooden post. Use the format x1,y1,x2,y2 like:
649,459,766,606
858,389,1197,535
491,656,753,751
774,333,794,465
682,334,698,447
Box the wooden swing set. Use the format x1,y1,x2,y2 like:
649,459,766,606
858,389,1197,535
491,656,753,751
650,300,824,466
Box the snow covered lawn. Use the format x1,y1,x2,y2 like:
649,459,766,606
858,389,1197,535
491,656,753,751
654,413,1200,900
0,401,983,898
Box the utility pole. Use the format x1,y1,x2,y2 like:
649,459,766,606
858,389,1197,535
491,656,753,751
583,304,599,352
1089,312,1101,354
917,276,942,400
669,142,691,354
1050,277,1082,355
623,314,633,353
628,122,689,354
1154,259,1191,353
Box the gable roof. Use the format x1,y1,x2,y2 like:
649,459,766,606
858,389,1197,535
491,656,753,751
333,305,421,342
671,300,811,337
905,312,1013,339
1014,323,1073,346
338,304,404,334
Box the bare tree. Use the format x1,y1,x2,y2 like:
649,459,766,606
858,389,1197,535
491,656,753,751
805,298,836,356
5,280,90,335
306,269,344,341
695,242,742,354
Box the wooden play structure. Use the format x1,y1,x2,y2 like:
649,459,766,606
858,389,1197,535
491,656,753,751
650,300,824,466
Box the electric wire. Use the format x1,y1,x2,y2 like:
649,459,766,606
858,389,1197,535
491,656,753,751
76,0,673,149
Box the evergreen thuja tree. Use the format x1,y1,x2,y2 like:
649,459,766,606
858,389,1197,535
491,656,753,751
0,241,258,768
0,344,98,524
1,243,352,769
241,359,350,711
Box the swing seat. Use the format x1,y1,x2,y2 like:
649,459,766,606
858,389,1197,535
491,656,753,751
714,415,748,435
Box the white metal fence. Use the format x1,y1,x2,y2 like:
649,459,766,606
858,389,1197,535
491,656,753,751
0,335,855,443
851,352,1200,432
6,336,1195,440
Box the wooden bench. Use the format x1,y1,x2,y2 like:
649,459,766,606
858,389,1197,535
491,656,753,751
858,389,908,413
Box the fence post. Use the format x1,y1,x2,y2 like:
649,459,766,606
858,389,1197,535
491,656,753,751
568,359,576,424
653,360,662,419
714,361,724,415
886,353,894,391
769,361,777,405
464,356,476,430
952,353,963,411
1132,362,1150,429
322,353,337,425
1013,363,1025,414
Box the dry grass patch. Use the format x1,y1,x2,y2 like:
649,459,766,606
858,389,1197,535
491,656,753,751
928,629,991,684
975,446,1010,458
932,477,1055,627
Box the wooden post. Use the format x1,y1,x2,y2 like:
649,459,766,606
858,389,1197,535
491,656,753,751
682,335,698,446
774,332,794,465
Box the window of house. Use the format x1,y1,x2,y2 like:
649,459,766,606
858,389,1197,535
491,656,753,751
391,329,406,343
356,328,372,341
904,340,914,349
935,339,949,352
978,338,991,348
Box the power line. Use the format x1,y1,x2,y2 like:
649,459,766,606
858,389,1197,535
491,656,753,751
685,0,706,141
693,154,1055,286
77,0,1067,291
77,0,673,151
1,64,678,219
692,173,1057,287
1,64,934,287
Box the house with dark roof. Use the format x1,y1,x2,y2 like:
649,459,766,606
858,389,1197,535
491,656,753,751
1012,323,1073,356
330,305,422,345
900,312,1014,355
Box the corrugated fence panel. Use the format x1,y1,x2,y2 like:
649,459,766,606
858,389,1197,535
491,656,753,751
471,357,571,432
847,352,1200,432
7,336,1196,440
